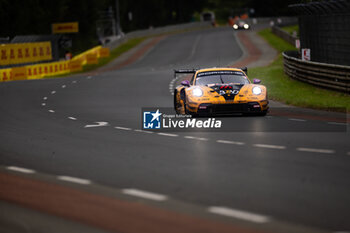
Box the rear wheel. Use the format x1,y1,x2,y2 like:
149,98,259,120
174,90,179,113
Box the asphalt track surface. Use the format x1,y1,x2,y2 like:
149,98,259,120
0,27,350,232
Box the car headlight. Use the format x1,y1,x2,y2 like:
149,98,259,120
252,86,262,95
244,24,249,29
192,88,203,97
233,24,238,29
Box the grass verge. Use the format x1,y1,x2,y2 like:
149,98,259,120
80,37,146,73
249,28,350,111
282,24,299,36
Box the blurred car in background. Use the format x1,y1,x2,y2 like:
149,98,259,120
233,20,250,30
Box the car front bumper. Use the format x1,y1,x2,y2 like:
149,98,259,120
188,102,268,115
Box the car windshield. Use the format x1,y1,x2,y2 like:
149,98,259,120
195,70,249,86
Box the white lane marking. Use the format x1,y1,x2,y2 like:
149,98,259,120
57,176,91,185
41,103,46,106
157,133,178,137
114,126,132,131
43,97,48,100
62,85,66,88
51,91,56,94
48,110,55,113
288,118,306,122
87,76,92,79
134,129,154,134
297,147,334,154
253,144,286,149
184,136,208,141
208,206,270,224
72,80,77,84
68,117,77,121
122,189,168,201
84,122,109,128
188,35,202,60
328,122,347,126
7,166,36,174
216,140,245,145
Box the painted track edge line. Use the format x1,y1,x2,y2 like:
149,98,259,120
253,144,286,149
57,176,91,185
216,140,245,145
208,206,270,224
122,189,168,201
296,147,334,154
6,166,36,174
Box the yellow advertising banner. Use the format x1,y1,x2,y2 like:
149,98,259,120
0,68,12,82
52,22,79,34
12,67,27,81
0,44,9,66
1,44,110,83
68,60,83,72
0,42,52,66
99,47,110,58
86,53,98,64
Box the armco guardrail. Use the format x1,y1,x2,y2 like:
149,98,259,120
271,26,297,46
283,51,350,94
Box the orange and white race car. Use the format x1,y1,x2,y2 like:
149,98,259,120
173,67,268,116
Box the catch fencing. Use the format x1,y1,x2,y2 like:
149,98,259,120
289,0,350,66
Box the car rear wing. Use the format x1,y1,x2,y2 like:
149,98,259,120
174,69,198,78
173,67,248,78
240,67,248,74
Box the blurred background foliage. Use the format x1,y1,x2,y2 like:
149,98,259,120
0,0,299,52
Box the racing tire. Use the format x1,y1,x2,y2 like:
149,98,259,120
258,110,267,116
243,110,267,117
255,110,267,116
174,90,180,114
180,90,189,115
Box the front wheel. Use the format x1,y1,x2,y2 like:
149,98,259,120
256,110,267,116
243,110,267,117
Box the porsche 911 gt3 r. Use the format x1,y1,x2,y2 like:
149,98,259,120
174,67,268,116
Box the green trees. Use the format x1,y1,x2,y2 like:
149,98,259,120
0,0,295,52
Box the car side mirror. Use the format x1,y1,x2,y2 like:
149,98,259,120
253,79,261,84
181,80,191,87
